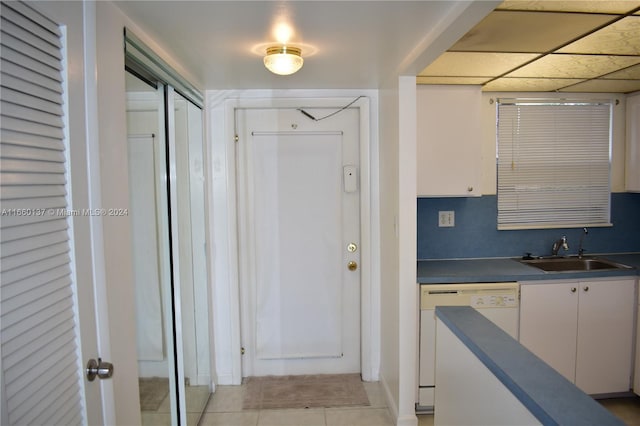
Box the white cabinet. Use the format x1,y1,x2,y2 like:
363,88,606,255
626,92,640,192
416,85,482,197
520,277,636,395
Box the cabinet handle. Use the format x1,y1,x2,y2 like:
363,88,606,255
467,186,473,192
583,286,589,292
571,287,577,293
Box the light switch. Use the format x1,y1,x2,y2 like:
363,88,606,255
343,165,358,193
438,211,455,227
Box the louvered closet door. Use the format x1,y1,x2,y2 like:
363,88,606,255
1,2,86,425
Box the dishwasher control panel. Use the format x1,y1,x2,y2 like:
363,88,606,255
470,293,517,308
420,282,519,309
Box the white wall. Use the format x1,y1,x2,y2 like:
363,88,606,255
378,82,401,421
479,92,629,195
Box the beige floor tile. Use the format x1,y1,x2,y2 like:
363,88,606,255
362,382,387,408
599,397,640,425
257,408,326,426
417,413,435,426
141,411,172,426
325,407,393,426
186,385,211,413
206,385,246,413
199,411,259,426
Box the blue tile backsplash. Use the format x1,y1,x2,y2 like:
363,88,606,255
417,193,640,260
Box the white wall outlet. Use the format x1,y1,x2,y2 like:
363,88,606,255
438,211,455,227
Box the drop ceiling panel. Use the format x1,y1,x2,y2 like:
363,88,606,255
450,11,615,53
559,79,640,92
507,54,640,78
602,63,640,79
419,52,538,77
416,76,490,85
497,1,640,14
482,77,585,91
558,16,640,55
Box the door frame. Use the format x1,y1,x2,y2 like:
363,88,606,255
208,92,379,384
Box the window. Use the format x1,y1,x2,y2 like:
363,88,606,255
496,99,612,230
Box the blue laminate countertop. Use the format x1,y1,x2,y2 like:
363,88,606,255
435,306,625,426
417,253,640,284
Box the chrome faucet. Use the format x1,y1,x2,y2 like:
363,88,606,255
551,236,569,256
578,228,588,258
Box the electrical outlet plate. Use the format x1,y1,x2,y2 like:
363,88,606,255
438,211,455,227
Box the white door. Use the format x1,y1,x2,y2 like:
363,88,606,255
237,106,361,376
1,1,106,424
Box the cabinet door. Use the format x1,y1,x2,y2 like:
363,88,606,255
575,279,635,394
519,282,579,382
416,85,481,196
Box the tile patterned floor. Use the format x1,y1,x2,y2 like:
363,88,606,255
140,382,640,425
141,385,210,426
199,381,394,426
415,396,640,426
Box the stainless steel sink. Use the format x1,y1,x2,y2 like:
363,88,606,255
519,256,633,272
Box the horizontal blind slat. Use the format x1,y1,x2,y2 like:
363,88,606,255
0,295,73,344
0,32,61,70
0,229,68,257
0,171,66,185
0,72,63,104
1,58,63,92
1,99,65,128
0,1,61,39
0,217,68,242
1,128,65,151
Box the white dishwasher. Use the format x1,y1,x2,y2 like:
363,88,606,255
417,282,520,411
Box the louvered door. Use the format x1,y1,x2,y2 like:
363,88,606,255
1,2,88,424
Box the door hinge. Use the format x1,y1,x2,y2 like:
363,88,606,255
241,347,245,355
234,134,239,143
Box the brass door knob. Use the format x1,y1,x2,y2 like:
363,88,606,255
348,261,358,271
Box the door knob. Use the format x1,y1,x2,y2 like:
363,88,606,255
348,261,358,271
86,358,114,381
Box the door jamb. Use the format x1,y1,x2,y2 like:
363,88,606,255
209,93,377,384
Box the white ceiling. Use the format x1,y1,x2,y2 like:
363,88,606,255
114,1,639,94
113,1,497,91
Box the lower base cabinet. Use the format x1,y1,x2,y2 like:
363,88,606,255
519,277,636,395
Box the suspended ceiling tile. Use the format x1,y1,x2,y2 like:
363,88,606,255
416,76,490,85
507,54,640,78
602,63,640,79
450,11,616,53
496,1,640,14
482,77,585,92
419,52,538,77
558,16,640,55
559,79,640,93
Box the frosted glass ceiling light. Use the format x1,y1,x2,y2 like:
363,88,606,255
264,45,303,75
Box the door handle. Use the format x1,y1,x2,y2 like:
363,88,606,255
348,261,358,271
86,358,114,381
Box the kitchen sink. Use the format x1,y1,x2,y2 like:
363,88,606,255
519,256,633,272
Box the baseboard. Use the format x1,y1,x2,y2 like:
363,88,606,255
380,374,399,423
215,373,235,385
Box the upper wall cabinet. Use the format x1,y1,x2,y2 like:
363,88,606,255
416,85,482,197
626,92,640,193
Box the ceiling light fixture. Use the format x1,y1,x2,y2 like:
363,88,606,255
264,45,303,75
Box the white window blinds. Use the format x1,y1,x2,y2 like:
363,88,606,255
1,1,85,425
497,100,612,230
